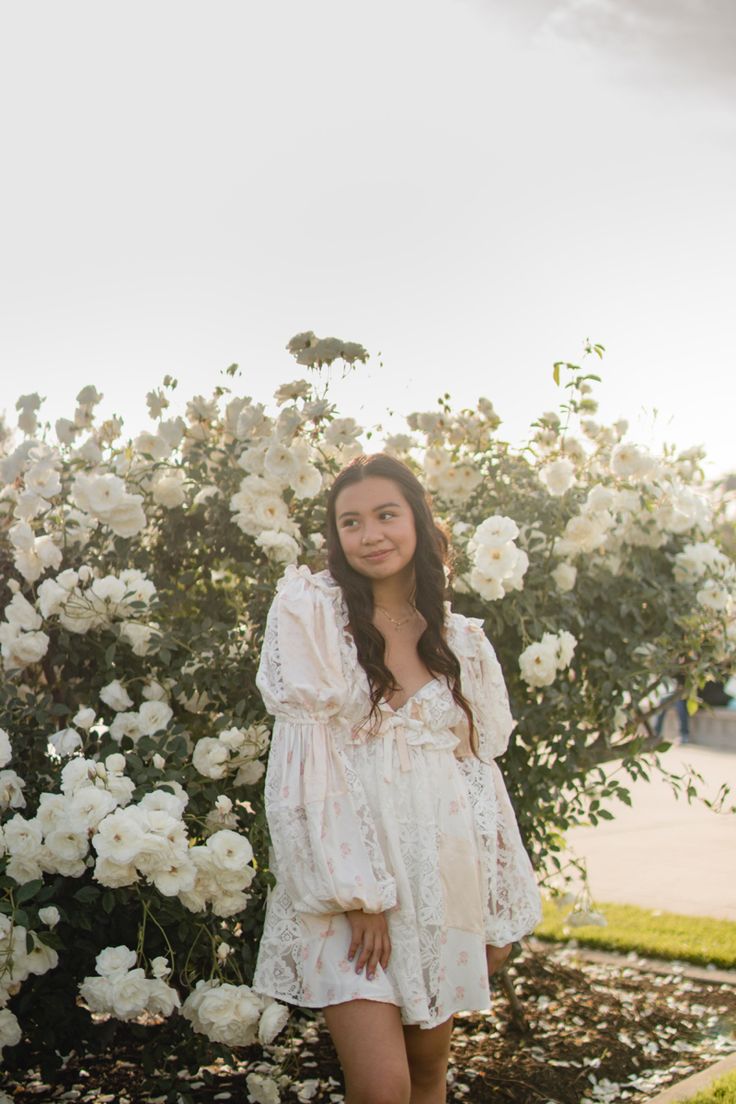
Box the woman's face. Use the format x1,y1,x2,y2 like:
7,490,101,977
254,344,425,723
334,476,417,583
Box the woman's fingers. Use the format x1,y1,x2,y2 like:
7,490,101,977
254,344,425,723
355,927,373,974
347,913,391,979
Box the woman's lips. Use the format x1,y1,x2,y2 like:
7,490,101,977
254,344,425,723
364,549,391,561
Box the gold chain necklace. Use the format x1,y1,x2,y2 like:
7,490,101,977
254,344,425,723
376,604,417,630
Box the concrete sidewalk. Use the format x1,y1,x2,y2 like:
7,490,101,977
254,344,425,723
564,743,736,921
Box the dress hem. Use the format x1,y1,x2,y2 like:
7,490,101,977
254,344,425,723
252,985,491,1030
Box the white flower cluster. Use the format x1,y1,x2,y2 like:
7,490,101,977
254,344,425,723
72,472,146,538
37,566,158,649
286,330,367,368
99,679,173,746
7,516,62,583
0,911,58,1056
409,398,500,450
519,631,577,688
229,474,301,563
182,980,289,1047
79,945,180,1022
0,727,25,814
674,542,736,615
539,458,577,497
192,724,269,787
92,784,256,918
3,753,133,884
422,449,482,502
466,516,528,601
0,590,50,673
609,441,657,481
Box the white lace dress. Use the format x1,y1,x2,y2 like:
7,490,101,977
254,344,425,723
252,564,541,1028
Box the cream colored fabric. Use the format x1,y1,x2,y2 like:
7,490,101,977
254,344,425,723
252,564,542,1027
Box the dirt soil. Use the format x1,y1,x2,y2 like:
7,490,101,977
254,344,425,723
4,944,736,1104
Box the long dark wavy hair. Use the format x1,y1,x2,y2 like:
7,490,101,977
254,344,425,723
325,453,477,751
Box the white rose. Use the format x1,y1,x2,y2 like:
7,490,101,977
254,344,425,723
234,759,265,787
79,974,114,1013
205,829,254,872
68,786,117,829
610,442,656,480
519,641,559,688
135,430,171,460
12,549,43,583
551,563,577,592
25,462,62,500
48,727,83,757
93,855,139,888
138,700,173,736
76,473,125,515
555,630,577,668
147,977,181,1017
0,770,27,812
110,969,151,1019
258,1001,290,1045
45,823,89,863
291,464,322,500
38,905,60,928
100,680,134,712
697,580,730,612
540,458,576,497
255,530,299,565
473,515,520,548
0,729,11,768
8,520,34,551
468,568,505,602
4,592,42,631
36,578,69,618
192,737,230,780
4,630,50,668
34,535,63,570
0,1009,22,1050
95,944,138,978
93,810,146,864
73,706,96,730
246,1073,281,1104
119,622,157,656
151,955,171,978
152,471,186,508
109,712,144,745
105,495,147,538
472,541,519,581
584,484,617,512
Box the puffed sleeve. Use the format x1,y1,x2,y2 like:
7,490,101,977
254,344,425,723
450,616,542,944
256,565,397,916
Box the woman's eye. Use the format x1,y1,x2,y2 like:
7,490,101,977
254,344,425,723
379,512,396,521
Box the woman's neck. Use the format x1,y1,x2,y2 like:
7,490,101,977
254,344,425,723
371,566,416,612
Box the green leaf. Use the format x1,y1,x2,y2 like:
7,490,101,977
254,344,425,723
74,885,100,904
15,878,44,905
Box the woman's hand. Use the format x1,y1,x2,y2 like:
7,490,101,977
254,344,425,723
346,909,391,980
486,942,512,976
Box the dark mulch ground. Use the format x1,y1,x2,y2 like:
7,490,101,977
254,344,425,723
4,945,735,1104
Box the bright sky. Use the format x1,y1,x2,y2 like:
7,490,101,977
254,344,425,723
1,0,734,477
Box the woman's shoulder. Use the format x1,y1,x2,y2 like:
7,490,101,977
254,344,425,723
273,563,345,613
444,603,487,655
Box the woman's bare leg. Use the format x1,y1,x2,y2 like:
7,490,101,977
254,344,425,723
403,1016,454,1104
323,1000,411,1104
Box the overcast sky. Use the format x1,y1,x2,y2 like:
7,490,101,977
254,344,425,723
1,0,734,477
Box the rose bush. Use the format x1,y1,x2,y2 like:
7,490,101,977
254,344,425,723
0,330,734,1090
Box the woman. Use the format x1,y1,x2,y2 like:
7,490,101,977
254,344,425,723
253,454,541,1104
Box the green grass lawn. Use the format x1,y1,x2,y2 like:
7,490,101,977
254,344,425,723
535,899,736,969
682,1070,736,1103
